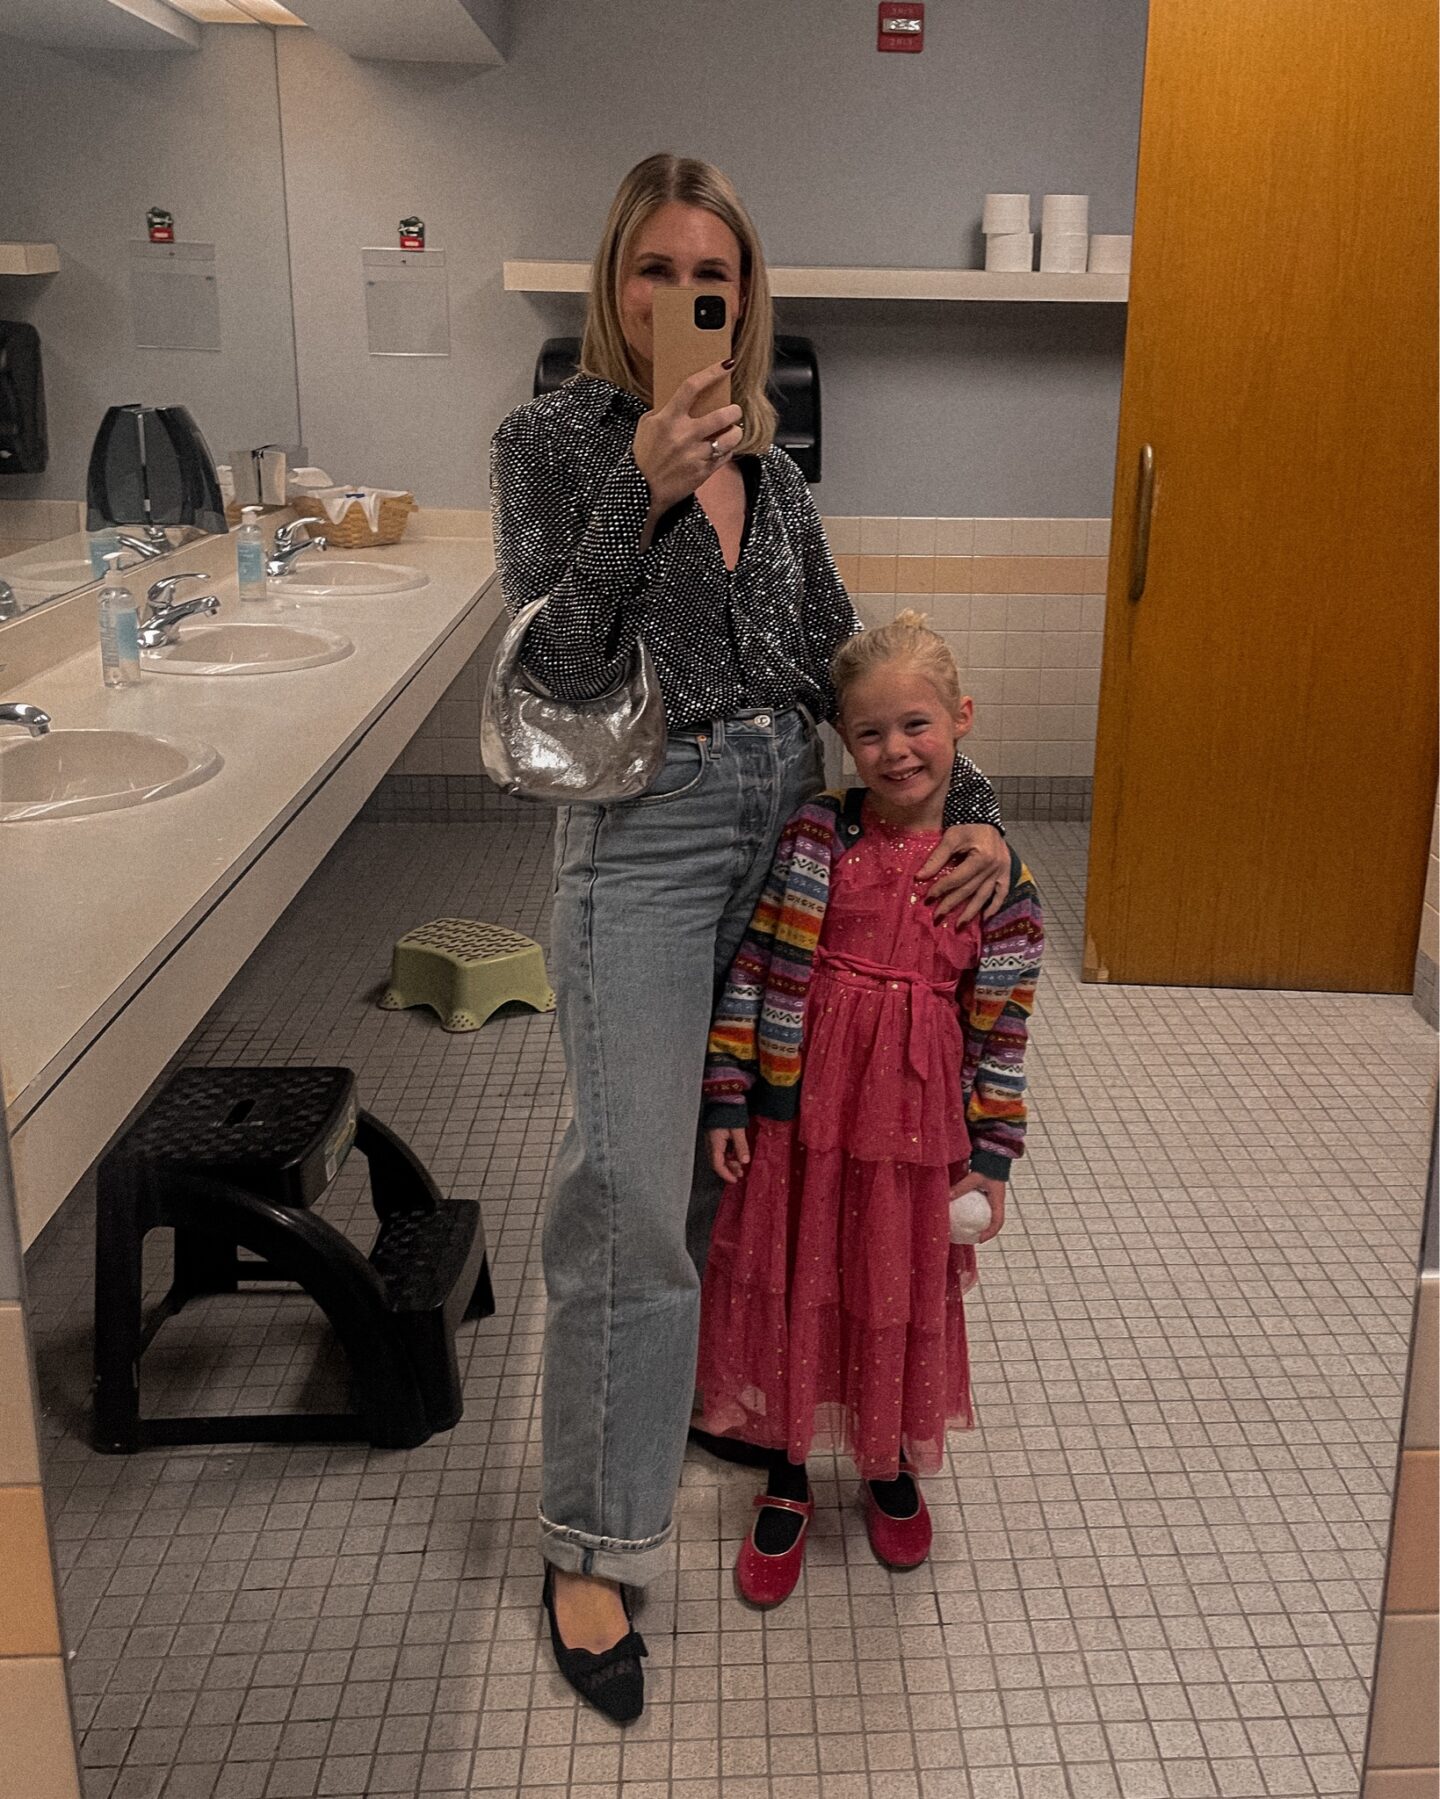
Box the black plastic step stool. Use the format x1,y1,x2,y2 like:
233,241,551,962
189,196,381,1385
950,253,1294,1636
93,1066,494,1453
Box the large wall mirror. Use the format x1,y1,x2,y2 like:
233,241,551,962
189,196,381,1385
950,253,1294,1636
0,27,300,615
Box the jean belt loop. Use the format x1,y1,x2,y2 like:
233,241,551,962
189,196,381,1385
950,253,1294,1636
710,717,727,754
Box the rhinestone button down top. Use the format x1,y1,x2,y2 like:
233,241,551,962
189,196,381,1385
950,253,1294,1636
491,376,1001,828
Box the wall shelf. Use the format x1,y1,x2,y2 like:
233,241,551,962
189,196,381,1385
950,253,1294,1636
0,242,60,276
503,259,1128,303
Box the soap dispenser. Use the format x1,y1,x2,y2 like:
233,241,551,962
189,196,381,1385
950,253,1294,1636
98,553,141,688
236,505,267,601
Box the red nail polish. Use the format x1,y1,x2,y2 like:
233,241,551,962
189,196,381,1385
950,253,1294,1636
721,357,736,369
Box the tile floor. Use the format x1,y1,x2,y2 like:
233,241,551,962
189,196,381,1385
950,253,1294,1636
24,819,1436,1799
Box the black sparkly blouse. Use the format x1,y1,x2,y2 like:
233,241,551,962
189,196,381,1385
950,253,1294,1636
490,375,1002,829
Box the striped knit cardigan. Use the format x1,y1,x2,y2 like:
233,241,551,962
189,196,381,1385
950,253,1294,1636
701,788,1044,1182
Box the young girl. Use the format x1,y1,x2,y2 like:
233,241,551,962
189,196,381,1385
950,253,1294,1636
696,612,1044,1603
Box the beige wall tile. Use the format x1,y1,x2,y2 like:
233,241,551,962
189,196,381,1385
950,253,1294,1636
931,556,972,595
1081,555,1110,592
855,554,897,592
821,516,860,554
895,556,935,594
1047,519,1092,555
972,519,1014,555
896,517,936,555
1408,1281,1438,1451
858,516,899,553
0,1488,62,1656
929,594,971,631
0,1657,81,1799
0,1310,41,1486
1386,1451,1438,1615
970,555,1014,593
934,518,975,555
1010,518,1053,554
1369,1613,1440,1768
1086,519,1112,558
852,594,893,630
833,553,860,590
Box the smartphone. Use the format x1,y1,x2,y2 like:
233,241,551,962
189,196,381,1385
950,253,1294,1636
651,284,734,417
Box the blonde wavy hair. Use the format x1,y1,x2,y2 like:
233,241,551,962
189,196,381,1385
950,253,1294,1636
580,153,777,456
831,610,967,716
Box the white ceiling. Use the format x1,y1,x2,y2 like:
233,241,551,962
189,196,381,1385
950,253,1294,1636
286,0,506,66
0,0,508,61
0,0,201,53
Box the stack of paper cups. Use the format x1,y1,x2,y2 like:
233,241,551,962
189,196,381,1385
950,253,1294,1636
983,192,1030,234
982,193,1033,272
1039,193,1090,273
1088,233,1132,273
985,231,1034,271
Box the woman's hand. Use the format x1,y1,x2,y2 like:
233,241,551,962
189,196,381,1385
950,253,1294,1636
633,361,742,524
707,1126,751,1185
917,823,1009,924
951,1172,1007,1244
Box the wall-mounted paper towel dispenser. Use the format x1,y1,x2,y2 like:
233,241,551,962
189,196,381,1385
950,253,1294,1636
533,336,822,481
0,321,48,474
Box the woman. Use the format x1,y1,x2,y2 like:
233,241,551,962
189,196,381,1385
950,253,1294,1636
491,153,1010,1723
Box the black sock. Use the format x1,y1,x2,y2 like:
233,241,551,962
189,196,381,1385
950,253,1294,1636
867,1472,919,1518
753,1454,810,1555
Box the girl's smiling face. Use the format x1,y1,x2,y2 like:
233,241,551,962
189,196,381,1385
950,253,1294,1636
839,661,974,829
619,200,744,384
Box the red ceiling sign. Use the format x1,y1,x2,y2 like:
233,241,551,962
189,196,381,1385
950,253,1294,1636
878,2,925,53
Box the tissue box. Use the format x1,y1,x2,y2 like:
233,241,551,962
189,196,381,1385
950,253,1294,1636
291,491,415,548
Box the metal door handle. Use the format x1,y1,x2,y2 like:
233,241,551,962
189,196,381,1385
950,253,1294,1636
1129,443,1155,604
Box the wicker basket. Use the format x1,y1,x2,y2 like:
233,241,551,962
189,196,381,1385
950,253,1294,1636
291,491,416,549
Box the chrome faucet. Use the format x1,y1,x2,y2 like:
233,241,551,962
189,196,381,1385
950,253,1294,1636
138,591,221,649
0,702,50,737
146,572,212,612
117,528,173,561
266,519,329,578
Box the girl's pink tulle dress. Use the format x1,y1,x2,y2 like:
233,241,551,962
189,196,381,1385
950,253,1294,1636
697,808,984,1479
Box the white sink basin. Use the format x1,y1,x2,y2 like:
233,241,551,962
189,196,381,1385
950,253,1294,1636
5,556,98,598
0,728,222,822
274,559,428,597
141,621,354,676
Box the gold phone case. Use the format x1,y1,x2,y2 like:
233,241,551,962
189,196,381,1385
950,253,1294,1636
651,284,734,416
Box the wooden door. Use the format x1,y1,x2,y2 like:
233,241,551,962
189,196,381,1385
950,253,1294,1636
1084,0,1438,990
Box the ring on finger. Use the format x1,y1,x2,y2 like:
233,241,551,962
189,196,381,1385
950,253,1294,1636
708,438,725,461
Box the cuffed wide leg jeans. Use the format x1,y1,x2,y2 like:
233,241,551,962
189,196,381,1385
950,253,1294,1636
539,710,824,1585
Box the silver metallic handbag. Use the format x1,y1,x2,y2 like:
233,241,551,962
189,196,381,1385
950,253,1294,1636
481,595,668,804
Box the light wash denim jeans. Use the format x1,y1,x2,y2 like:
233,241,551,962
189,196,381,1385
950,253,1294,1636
539,709,825,1585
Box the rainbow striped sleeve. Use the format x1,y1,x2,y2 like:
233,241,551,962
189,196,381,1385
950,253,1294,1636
962,853,1044,1180
702,796,842,1130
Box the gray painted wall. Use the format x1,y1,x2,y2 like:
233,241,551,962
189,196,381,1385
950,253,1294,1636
0,29,300,504
0,0,1145,518
277,0,1146,516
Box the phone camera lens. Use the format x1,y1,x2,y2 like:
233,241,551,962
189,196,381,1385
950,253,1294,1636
694,294,726,330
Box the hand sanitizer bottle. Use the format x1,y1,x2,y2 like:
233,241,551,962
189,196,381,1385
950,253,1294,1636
236,506,267,601
98,553,141,688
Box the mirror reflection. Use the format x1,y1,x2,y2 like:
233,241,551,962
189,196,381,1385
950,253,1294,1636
0,25,300,613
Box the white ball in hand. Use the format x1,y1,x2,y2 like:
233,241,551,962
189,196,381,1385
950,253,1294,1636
949,1190,992,1245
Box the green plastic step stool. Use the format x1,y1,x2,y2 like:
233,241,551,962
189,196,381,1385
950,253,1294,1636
379,919,555,1033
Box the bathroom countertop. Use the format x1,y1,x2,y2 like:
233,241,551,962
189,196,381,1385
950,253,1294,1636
0,536,499,1141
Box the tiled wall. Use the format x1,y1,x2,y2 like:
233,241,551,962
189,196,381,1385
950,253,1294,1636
0,497,85,561
384,515,1110,823
1362,1247,1439,1795
1416,799,1439,1026
0,1133,82,1799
